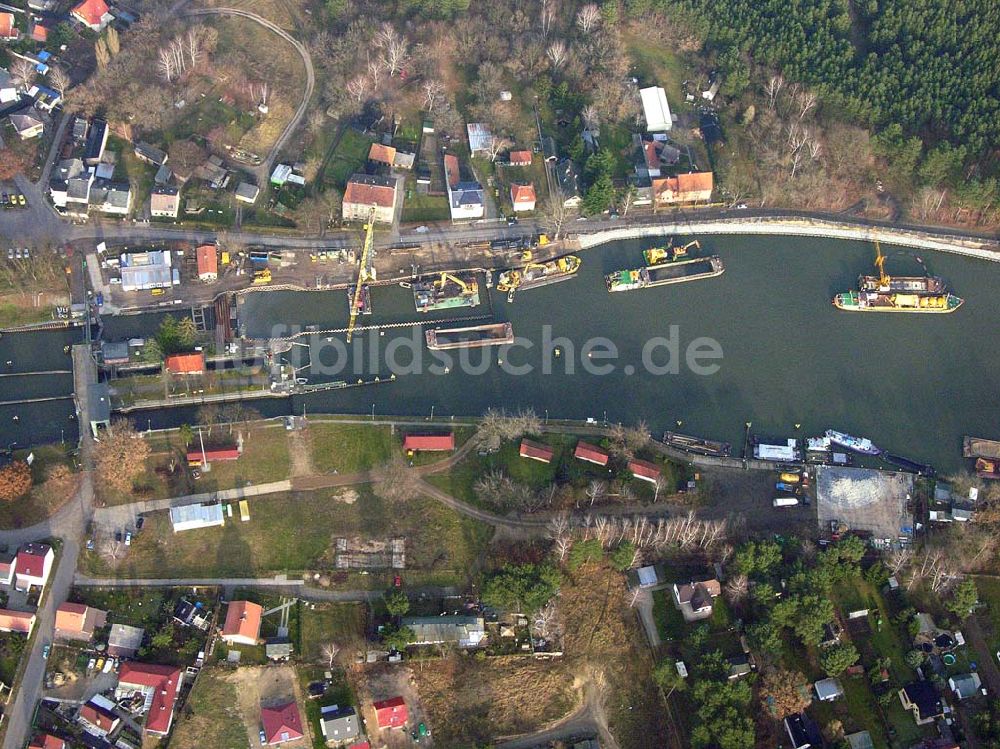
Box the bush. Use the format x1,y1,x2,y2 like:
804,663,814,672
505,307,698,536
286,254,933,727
820,643,859,676
0,461,32,501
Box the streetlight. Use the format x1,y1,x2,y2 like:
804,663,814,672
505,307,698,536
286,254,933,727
371,403,375,421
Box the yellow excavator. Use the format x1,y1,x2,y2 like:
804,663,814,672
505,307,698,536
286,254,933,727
346,207,377,343
433,272,475,296
873,239,890,288
644,239,701,266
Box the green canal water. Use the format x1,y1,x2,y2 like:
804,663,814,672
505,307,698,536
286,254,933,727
2,235,998,472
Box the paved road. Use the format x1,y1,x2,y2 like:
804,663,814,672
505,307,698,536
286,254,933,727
183,7,315,185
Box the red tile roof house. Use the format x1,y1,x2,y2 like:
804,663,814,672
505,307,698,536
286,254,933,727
261,701,305,745
71,0,113,32
30,22,49,43
164,352,205,375
0,609,36,635
519,439,554,464
15,542,54,592
628,459,661,484
115,662,183,736
574,441,609,466
221,600,263,645
510,183,536,213
403,434,455,452
373,696,408,729
54,602,108,641
508,150,532,166
28,734,66,749
78,696,121,737
196,244,218,281
0,12,18,41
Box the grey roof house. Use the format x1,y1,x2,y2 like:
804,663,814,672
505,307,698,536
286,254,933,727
319,705,360,745
402,615,486,647
949,672,982,700
134,141,168,167
814,677,845,701
107,623,144,658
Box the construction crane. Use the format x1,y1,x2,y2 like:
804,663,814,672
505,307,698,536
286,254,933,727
346,207,377,343
873,239,890,288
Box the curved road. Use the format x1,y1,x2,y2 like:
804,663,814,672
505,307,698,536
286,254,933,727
183,7,315,184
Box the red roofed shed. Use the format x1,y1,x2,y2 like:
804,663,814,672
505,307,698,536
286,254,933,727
196,245,218,280
403,434,455,452
373,696,408,729
187,447,241,465
519,439,554,464
164,352,205,375
574,441,609,466
629,459,661,483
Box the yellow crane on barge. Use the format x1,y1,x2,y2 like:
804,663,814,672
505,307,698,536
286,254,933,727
346,207,377,343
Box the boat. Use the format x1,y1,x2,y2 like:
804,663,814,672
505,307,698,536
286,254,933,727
662,431,732,457
425,322,514,350
833,240,963,314
496,255,581,293
975,458,1000,480
413,272,480,312
963,436,1000,460
752,437,802,463
805,437,831,452
825,429,881,456
643,240,701,266
883,453,935,477
606,256,724,292
347,284,372,315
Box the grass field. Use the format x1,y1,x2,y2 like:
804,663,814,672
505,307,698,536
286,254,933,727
401,186,451,223
0,302,56,329
307,423,395,474
83,488,492,586
322,128,374,190
299,603,366,663
0,444,78,530
170,667,251,749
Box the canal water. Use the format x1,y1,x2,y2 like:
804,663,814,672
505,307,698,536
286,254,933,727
2,235,998,472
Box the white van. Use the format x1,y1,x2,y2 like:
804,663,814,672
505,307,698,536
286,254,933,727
773,496,800,508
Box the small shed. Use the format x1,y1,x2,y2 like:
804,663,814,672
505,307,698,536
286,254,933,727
814,677,845,701
519,439,554,464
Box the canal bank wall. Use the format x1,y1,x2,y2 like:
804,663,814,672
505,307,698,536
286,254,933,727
574,217,1000,260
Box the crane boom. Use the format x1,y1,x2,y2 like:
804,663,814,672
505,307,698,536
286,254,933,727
873,239,890,288
346,207,377,343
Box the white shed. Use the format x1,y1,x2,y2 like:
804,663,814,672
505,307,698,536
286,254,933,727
639,86,672,132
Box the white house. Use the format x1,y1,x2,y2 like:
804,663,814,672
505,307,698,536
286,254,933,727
10,109,45,140
71,0,113,32
639,86,672,132
0,69,18,105
443,154,484,221
15,543,55,592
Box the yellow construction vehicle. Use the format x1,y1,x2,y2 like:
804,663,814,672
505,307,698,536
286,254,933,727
346,207,377,343
874,239,890,288
644,240,701,266
434,272,474,295
537,234,550,246
252,269,272,285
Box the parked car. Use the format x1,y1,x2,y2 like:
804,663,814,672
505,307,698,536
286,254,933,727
95,657,104,671
42,644,50,659
87,658,96,671
124,531,132,546
136,516,144,530
6,248,12,259
17,195,25,206
259,729,266,745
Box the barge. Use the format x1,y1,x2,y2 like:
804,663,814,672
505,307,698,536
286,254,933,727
413,272,480,313
963,436,1000,460
825,429,881,456
347,284,372,315
643,239,701,266
752,437,802,463
425,322,514,350
662,431,732,458
496,255,581,293
606,256,724,292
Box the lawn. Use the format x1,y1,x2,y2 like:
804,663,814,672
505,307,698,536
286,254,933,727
169,667,250,749
623,30,694,102
162,95,255,147
0,302,56,329
83,488,493,587
0,444,78,530
97,424,292,507
401,182,451,223
322,128,374,190
306,423,395,474
299,603,366,664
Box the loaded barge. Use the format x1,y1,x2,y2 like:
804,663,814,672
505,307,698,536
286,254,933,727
425,322,514,350
963,436,1000,479
662,431,732,458
496,255,581,294
606,256,724,292
413,272,480,313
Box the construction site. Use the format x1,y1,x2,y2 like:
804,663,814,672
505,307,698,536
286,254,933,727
816,466,915,542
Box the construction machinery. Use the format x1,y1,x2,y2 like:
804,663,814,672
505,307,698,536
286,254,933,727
644,240,701,266
252,269,272,285
346,207,377,343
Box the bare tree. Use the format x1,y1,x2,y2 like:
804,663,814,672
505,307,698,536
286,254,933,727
546,40,568,69
796,89,817,121
373,457,420,503
543,191,571,240
320,642,340,667
764,75,784,109
422,79,446,112
49,66,70,96
576,4,601,33
346,74,371,103
485,134,512,163
106,26,120,56
581,104,600,132
186,27,203,68
724,573,749,605
554,535,572,561
366,57,383,90
585,480,607,507
157,48,177,82
11,58,35,88
653,475,669,502
547,512,570,540
540,0,557,36
376,23,408,76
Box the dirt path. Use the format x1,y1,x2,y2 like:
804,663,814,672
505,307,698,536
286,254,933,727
287,427,314,478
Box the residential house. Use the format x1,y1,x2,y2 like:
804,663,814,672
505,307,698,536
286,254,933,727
15,543,54,591
320,705,360,746
265,638,293,661
0,12,17,41
261,701,304,745
164,352,205,375
541,135,558,163
652,172,714,205
519,439,554,464
71,116,88,143
48,179,68,210
671,578,721,621
784,713,822,749
0,69,18,104
172,598,210,629
574,441,609,466
0,609,36,635
373,696,408,730
727,654,753,680
196,244,218,280
814,677,845,701
221,600,263,646
28,734,66,749
56,158,85,182
702,79,721,102
0,552,15,585
629,459,661,483
28,85,61,113
54,602,107,641
169,502,224,533
154,164,173,186
555,159,581,207
134,142,168,167
30,22,49,43
107,623,144,658
186,446,240,465
633,135,681,179
402,434,455,452
65,174,94,214
639,86,673,132
235,182,259,204
150,187,180,218
401,616,486,647
510,183,536,213
10,109,44,140
78,695,120,737
270,163,305,186
899,681,944,725
442,155,484,220
949,673,983,700
195,154,229,188
508,150,532,166
115,662,183,736
71,0,113,31
119,250,175,291
392,151,415,170
83,119,108,166
368,143,396,166
342,174,397,224
466,123,493,156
